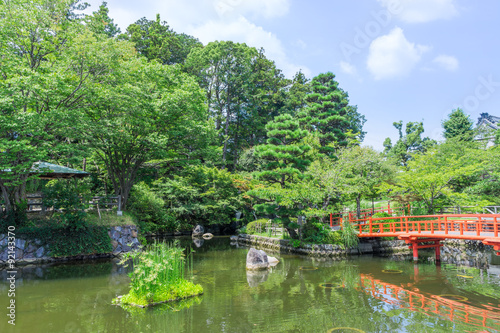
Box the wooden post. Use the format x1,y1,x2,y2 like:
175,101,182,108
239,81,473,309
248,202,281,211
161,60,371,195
412,241,418,261
330,213,333,228
369,216,373,234
435,241,441,262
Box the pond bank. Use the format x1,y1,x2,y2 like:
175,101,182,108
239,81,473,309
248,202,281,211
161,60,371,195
0,225,140,267
235,234,493,261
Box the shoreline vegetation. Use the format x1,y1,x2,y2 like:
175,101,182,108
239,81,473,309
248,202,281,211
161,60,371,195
113,242,203,308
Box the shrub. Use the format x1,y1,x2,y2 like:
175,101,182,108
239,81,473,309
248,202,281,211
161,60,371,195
42,179,90,231
246,219,269,234
302,222,331,244
128,182,177,233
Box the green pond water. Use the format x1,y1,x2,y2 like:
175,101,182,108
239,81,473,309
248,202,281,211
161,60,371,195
1,237,500,333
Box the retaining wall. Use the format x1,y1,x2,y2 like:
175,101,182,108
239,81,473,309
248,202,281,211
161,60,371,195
0,225,140,266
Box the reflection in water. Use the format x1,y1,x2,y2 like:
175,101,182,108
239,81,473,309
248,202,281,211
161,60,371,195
1,237,500,333
246,268,269,287
192,238,204,248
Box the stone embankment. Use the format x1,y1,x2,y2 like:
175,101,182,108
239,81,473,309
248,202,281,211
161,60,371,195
235,234,409,257
0,225,140,266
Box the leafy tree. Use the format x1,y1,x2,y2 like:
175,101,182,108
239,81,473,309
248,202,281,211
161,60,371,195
338,146,393,219
79,59,209,210
249,114,311,238
283,71,310,116
382,140,486,214
85,2,121,38
155,166,243,229
0,0,106,214
121,14,201,65
185,41,288,169
442,108,474,141
383,121,436,167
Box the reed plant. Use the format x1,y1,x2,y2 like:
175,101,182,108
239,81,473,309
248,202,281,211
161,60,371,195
116,241,203,306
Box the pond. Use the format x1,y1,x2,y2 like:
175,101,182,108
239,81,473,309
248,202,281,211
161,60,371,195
1,237,500,332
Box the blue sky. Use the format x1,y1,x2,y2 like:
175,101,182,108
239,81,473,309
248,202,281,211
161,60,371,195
82,0,500,150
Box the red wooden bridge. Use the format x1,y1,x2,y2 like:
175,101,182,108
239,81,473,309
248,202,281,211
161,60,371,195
330,213,500,260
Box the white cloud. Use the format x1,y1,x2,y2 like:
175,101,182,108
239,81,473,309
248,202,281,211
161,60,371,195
378,0,459,23
340,61,357,75
367,27,429,80
433,54,459,71
189,16,309,78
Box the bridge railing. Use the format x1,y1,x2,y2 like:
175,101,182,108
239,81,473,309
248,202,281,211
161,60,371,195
351,214,500,239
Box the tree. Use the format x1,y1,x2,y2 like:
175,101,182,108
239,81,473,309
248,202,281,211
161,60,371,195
85,2,121,38
185,41,288,169
79,59,209,210
297,72,361,157
442,108,474,141
121,14,202,65
383,121,435,167
382,140,485,214
337,146,393,219
0,0,109,214
249,114,311,238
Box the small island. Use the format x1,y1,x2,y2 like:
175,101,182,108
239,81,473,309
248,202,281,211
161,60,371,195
114,242,203,308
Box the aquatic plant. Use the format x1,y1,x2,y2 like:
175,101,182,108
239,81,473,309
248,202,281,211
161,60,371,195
116,241,203,307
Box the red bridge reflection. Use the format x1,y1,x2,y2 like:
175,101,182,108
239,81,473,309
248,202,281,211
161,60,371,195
358,274,500,331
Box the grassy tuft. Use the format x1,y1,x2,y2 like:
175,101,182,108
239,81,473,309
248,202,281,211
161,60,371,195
86,211,136,227
115,242,203,306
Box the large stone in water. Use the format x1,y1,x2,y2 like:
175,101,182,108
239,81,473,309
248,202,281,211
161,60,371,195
246,248,269,270
192,224,205,238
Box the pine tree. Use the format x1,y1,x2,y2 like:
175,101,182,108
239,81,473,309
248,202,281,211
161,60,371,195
250,114,311,238
442,108,474,141
297,72,350,157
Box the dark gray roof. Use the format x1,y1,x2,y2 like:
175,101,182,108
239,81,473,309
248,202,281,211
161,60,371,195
31,161,89,179
477,113,500,130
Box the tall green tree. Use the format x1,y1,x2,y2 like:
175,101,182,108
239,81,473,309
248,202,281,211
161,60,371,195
249,114,311,238
121,14,201,65
297,72,360,157
85,2,121,38
442,108,474,141
185,41,287,169
383,121,435,167
382,140,486,214
0,0,106,214
79,58,209,210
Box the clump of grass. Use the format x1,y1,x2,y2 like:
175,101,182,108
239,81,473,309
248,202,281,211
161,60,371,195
115,242,203,307
87,211,136,227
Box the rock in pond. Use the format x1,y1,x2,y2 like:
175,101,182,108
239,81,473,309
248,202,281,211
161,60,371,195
230,235,238,241
246,248,271,270
192,224,204,238
268,256,279,267
202,233,213,240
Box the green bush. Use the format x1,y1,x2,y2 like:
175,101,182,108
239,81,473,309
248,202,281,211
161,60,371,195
301,222,331,244
42,179,90,231
128,182,177,233
246,219,269,234
18,223,112,257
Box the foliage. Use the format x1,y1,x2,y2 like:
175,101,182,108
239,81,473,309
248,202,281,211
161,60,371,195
86,211,136,227
301,221,332,244
185,41,288,169
249,114,312,238
341,221,359,248
297,72,357,156
155,166,243,229
245,219,269,235
116,242,203,306
383,121,436,167
442,108,474,141
121,14,202,65
42,179,91,230
382,139,488,214
17,223,112,257
128,182,175,233
85,2,121,37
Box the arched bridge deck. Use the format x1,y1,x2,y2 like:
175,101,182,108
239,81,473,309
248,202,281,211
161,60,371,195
335,214,500,259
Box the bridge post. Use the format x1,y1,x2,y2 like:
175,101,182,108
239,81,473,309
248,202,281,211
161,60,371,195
435,240,441,262
412,241,418,261
330,213,332,228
